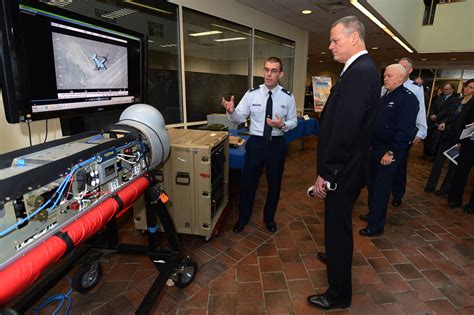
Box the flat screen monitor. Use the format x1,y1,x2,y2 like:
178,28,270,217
0,1,146,123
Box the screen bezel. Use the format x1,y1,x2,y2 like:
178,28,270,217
0,0,147,123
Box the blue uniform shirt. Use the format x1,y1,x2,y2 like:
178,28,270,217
373,85,419,152
227,84,297,136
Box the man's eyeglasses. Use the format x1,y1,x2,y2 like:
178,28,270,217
263,68,280,74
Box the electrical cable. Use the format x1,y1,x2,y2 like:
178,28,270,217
43,119,48,144
32,277,73,315
27,122,32,147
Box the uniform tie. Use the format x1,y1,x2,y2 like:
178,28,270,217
264,91,273,140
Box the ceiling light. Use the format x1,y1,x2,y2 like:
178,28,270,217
421,58,427,61
302,10,312,14
372,47,379,50
189,30,223,37
319,60,323,63
124,0,172,14
451,57,457,60
320,52,326,55
214,37,247,42
394,58,399,61
350,0,413,53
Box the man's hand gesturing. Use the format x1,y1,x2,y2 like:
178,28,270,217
222,96,235,114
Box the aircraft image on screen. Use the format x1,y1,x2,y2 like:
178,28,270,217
52,32,128,90
92,53,109,71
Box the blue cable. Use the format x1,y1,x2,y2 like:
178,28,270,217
0,158,96,237
85,134,104,144
32,285,73,315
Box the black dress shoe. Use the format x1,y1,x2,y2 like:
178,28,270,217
424,187,434,193
307,294,350,310
392,199,402,207
359,227,384,237
317,252,327,264
265,221,277,233
359,214,369,221
448,202,462,209
464,205,474,213
233,222,246,233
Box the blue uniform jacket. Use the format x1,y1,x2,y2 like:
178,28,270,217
372,84,419,153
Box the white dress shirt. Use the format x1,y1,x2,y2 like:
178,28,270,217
227,84,297,137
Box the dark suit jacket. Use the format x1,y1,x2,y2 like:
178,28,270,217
431,94,458,122
317,54,380,192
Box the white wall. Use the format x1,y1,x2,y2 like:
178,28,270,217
368,0,474,53
0,94,63,154
170,0,309,107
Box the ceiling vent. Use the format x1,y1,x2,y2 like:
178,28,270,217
313,1,348,12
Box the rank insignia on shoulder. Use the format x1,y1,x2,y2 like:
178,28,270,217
249,86,260,92
281,88,292,96
412,81,421,86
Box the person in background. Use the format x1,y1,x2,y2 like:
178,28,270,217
307,16,380,310
381,58,426,207
359,64,418,236
425,79,473,195
447,79,474,210
424,83,457,158
222,56,297,234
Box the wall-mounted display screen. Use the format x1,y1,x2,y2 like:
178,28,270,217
0,1,146,123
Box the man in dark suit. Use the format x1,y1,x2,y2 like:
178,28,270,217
424,83,457,157
306,16,380,310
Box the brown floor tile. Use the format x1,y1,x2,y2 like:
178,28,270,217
350,294,377,314
367,257,396,274
237,282,263,304
353,266,383,285
381,249,409,264
379,273,412,292
261,272,287,291
393,291,431,314
407,254,436,270
208,294,237,315
237,265,260,282
264,291,293,313
408,279,443,300
308,269,328,289
256,242,278,257
259,256,282,272
282,262,309,280
210,272,237,295
278,248,302,263
393,263,424,280
422,269,453,288
425,299,460,315
375,302,409,314
274,235,296,249
364,283,396,304
236,303,265,315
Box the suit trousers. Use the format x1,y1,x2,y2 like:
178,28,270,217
367,147,403,232
425,139,456,193
238,135,286,224
448,140,474,204
392,143,412,200
324,187,359,303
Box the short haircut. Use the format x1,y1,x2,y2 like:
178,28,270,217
399,57,414,69
386,63,406,77
445,83,455,90
332,16,365,42
265,56,283,72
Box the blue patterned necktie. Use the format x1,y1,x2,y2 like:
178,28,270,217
263,91,273,140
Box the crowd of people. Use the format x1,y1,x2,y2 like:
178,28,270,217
222,15,473,311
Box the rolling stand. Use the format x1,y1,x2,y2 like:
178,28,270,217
4,181,197,315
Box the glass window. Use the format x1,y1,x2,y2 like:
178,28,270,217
436,69,462,78
59,0,181,124
253,30,294,91
182,9,251,122
462,69,474,79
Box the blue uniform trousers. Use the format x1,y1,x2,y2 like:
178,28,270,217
391,143,411,200
238,135,286,224
367,147,404,232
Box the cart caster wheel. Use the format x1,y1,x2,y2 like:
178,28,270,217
174,256,198,289
72,261,102,293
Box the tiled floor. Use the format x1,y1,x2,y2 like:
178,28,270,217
29,136,474,314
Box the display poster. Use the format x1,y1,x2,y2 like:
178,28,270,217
312,76,332,112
